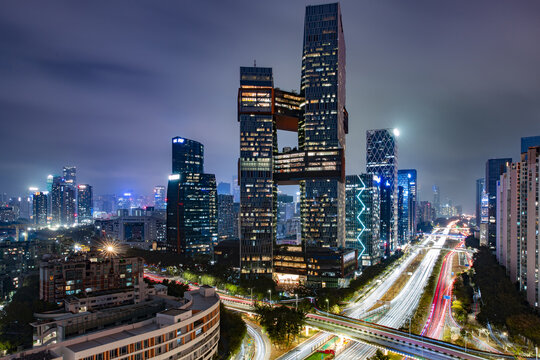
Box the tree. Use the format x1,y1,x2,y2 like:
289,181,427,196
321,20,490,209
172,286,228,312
161,279,189,298
216,304,246,359
254,303,306,347
0,275,60,353
368,349,390,360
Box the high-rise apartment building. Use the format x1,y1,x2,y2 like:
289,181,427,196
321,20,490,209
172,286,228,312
77,184,93,223
345,174,381,267
496,144,540,308
397,169,417,244
51,176,75,226
475,178,485,226
486,158,512,247
366,129,397,251
167,137,217,255
153,185,166,210
32,191,48,226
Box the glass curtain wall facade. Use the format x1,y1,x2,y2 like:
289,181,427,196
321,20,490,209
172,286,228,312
301,3,346,248
238,67,275,276
345,174,381,267
51,176,75,226
166,137,217,255
77,184,93,223
397,169,417,244
366,129,397,251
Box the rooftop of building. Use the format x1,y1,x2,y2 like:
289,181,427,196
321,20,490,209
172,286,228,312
40,252,142,265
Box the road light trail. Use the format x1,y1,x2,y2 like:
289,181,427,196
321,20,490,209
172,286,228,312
276,332,332,360
337,223,455,359
246,322,270,360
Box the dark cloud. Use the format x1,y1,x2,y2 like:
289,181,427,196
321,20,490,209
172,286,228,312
1,0,540,212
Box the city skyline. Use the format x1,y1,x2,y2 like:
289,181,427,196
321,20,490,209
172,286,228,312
2,1,540,212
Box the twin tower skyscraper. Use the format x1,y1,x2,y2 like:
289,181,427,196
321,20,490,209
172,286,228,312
238,3,348,276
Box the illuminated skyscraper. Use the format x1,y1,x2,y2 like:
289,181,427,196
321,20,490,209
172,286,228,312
475,178,485,226
172,136,203,174
167,173,217,255
485,158,512,247
77,184,93,223
167,137,217,255
153,185,166,210
366,129,397,251
217,194,235,240
51,176,75,225
432,185,440,218
301,2,347,248
62,166,76,186
397,169,417,243
345,174,381,267
32,191,48,225
238,66,277,276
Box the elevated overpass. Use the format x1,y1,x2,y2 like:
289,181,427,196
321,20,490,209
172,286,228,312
221,296,520,360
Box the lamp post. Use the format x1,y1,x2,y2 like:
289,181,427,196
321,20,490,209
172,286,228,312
325,298,329,313
268,289,272,304
295,294,298,311
250,288,253,304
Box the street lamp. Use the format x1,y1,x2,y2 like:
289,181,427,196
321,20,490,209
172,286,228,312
268,289,272,304
325,298,329,313
295,294,299,311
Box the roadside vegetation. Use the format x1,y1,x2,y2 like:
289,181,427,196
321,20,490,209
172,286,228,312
472,247,540,347
409,249,448,334
215,304,246,359
315,251,403,313
372,251,427,309
254,303,306,348
0,275,60,353
128,248,277,300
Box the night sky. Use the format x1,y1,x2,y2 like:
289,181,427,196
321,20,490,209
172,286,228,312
1,1,540,212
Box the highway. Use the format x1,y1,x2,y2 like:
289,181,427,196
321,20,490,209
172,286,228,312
246,322,271,360
307,311,519,360
423,240,465,339
276,332,332,360
336,225,452,358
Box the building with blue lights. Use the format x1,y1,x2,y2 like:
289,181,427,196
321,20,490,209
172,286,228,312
172,136,204,174
366,129,398,252
167,137,217,255
397,169,417,244
77,184,93,223
345,174,381,267
485,158,512,247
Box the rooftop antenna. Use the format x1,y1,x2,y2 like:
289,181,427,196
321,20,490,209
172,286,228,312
254,59,256,67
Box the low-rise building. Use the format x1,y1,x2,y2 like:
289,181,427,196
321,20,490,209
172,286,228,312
9,286,220,360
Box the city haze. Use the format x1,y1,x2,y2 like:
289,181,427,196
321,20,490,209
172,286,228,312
1,1,540,211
